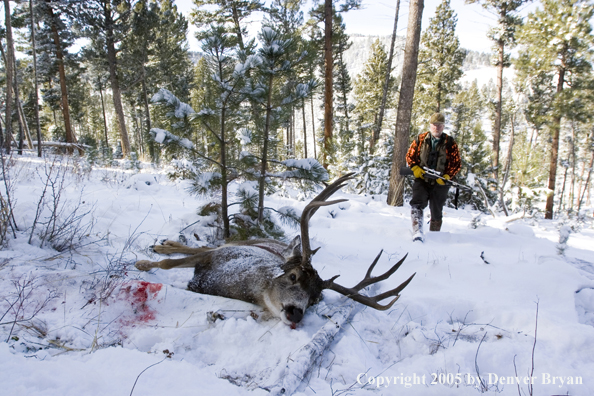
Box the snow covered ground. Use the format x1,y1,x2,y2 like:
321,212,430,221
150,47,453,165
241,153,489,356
1,155,593,396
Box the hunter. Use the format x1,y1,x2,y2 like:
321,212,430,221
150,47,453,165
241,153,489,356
406,112,461,242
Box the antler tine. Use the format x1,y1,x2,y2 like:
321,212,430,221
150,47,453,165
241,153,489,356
300,173,356,266
323,253,415,310
353,253,409,291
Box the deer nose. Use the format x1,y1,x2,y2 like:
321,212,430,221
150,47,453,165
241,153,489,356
285,306,303,323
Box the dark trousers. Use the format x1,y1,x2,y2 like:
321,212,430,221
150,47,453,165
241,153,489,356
410,179,450,222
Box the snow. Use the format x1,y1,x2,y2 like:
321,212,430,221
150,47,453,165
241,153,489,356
1,154,594,395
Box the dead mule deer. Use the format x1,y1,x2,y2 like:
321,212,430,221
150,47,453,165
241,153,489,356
135,173,415,327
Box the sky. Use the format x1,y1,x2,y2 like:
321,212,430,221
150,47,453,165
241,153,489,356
175,0,540,53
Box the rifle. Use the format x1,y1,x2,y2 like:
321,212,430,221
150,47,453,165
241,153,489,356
400,166,474,209
399,166,473,191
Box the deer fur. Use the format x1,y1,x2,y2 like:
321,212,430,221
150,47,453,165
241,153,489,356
135,174,415,327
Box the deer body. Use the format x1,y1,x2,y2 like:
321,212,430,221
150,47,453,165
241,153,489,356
136,238,322,325
135,174,415,327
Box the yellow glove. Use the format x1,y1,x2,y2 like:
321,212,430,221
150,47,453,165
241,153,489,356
436,174,450,185
411,166,425,179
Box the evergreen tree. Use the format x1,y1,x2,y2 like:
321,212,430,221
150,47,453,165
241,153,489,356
331,12,353,164
352,39,394,156
119,0,193,161
191,0,264,51
467,0,529,182
515,0,594,219
414,0,465,117
249,26,318,222
450,81,496,211
38,0,79,147
72,0,133,157
387,0,424,207
308,4,355,168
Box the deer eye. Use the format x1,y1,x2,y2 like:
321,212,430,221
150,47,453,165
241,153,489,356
290,274,297,282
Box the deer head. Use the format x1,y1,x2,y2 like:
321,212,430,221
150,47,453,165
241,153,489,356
267,172,415,326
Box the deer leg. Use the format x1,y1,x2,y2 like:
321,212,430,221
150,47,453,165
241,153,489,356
152,240,213,255
135,250,214,271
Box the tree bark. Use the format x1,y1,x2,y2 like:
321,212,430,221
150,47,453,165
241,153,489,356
577,147,594,213
545,62,566,219
311,95,317,159
302,97,308,158
3,0,14,153
499,113,515,216
323,0,333,168
104,4,131,157
30,0,43,157
10,57,34,151
258,73,274,223
493,38,504,182
220,105,229,239
373,0,400,154
98,81,109,149
46,0,76,148
141,64,155,161
387,0,424,206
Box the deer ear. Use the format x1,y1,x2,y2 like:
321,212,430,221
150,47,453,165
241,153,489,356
282,236,302,261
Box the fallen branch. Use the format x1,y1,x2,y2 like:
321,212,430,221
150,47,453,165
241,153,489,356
268,299,355,396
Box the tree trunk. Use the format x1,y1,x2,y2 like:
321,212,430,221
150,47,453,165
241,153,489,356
104,8,131,157
373,0,400,154
323,0,333,168
311,95,317,159
220,106,230,239
577,148,594,213
302,97,308,158
499,113,515,216
30,0,43,157
98,81,109,148
141,65,155,162
17,107,23,154
492,38,504,182
11,57,34,150
387,0,424,206
544,64,566,219
258,74,274,223
569,121,576,211
46,0,76,148
3,0,14,153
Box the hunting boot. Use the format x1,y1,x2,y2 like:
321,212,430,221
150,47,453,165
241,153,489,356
429,220,442,232
411,207,424,242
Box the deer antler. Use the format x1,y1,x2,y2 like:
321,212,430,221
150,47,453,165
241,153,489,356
324,251,416,310
299,172,415,309
300,172,355,267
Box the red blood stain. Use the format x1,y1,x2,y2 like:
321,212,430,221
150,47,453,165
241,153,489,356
119,281,163,324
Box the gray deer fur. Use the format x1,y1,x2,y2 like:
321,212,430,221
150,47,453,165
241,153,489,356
135,174,415,327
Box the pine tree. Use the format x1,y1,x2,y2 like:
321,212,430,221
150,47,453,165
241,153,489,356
72,0,133,157
450,81,494,211
515,0,594,219
352,39,395,156
387,0,424,207
249,26,318,223
191,0,264,51
467,0,529,182
414,0,465,118
3,0,15,152
332,12,354,163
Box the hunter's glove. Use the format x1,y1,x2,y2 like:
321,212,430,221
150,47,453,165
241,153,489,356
436,174,450,185
411,165,425,179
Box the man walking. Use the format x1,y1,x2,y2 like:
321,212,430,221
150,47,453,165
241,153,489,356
406,112,461,242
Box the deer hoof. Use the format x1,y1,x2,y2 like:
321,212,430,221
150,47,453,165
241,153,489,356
135,260,154,271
